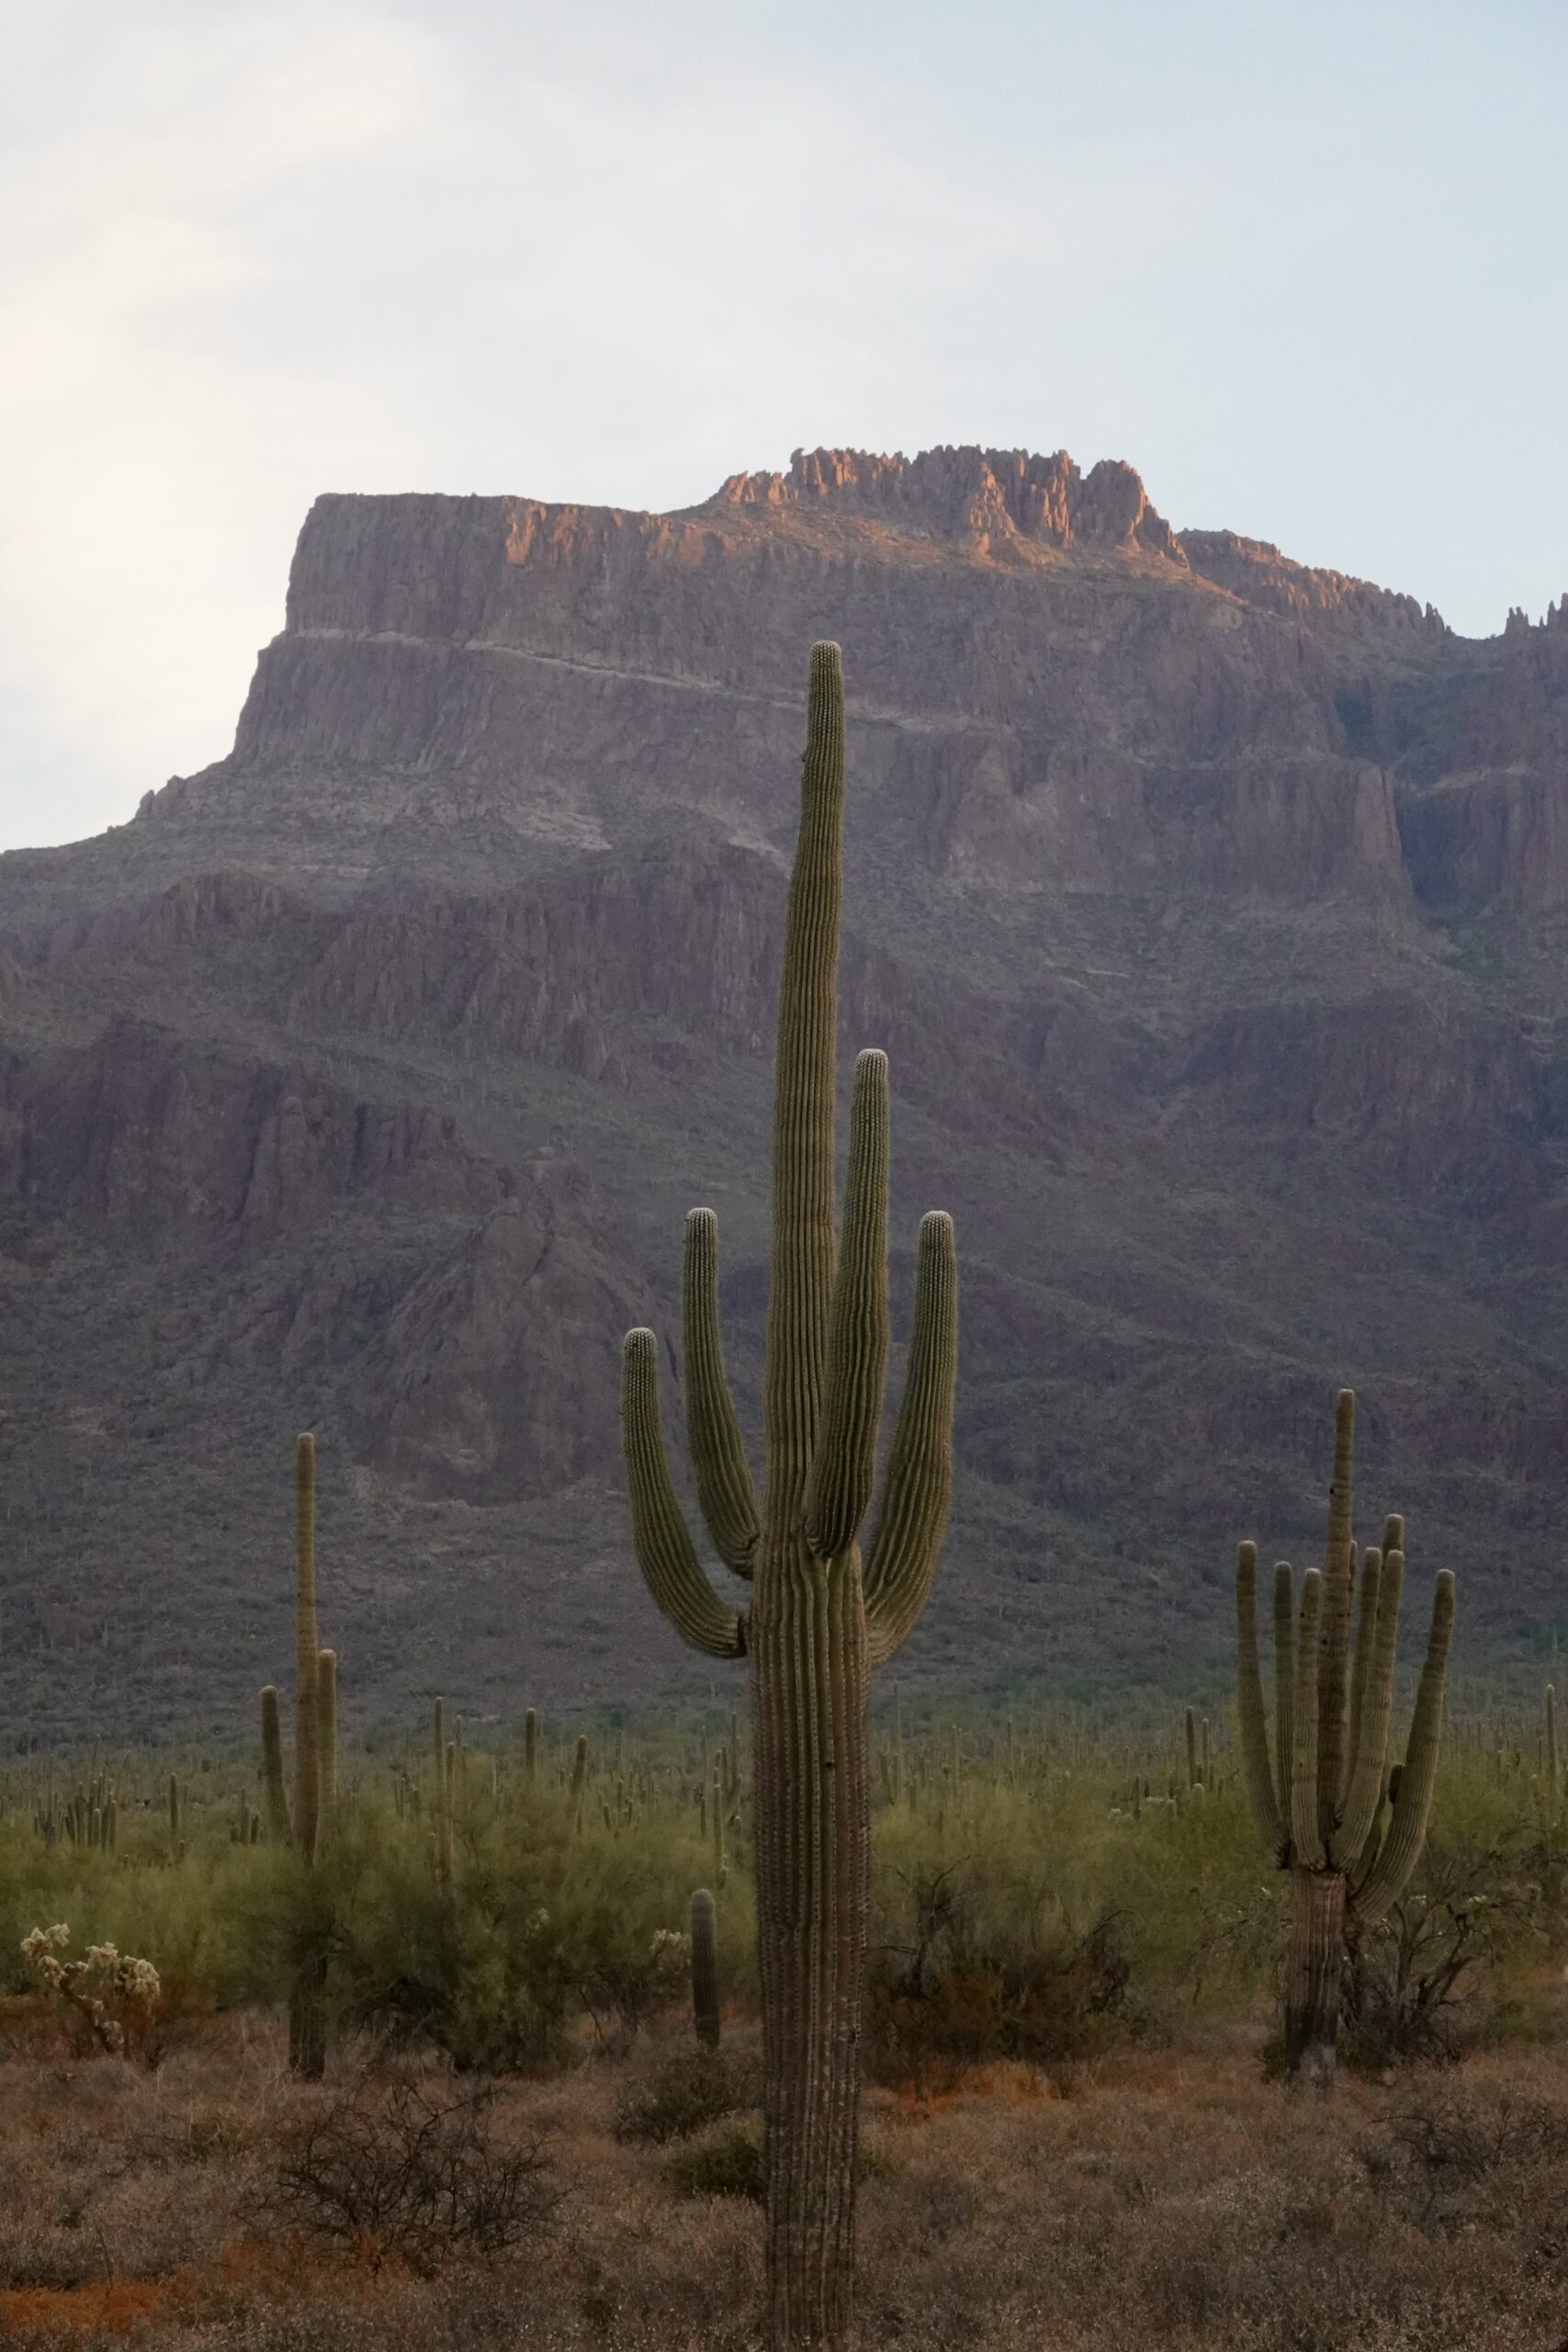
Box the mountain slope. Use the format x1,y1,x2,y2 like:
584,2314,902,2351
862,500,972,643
3,444,1565,1740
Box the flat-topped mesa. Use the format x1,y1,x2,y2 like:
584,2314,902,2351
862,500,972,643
712,444,1188,565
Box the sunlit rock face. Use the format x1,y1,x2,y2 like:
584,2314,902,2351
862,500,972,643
2,446,1566,1736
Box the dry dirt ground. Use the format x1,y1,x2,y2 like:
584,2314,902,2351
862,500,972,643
2,2011,1567,2350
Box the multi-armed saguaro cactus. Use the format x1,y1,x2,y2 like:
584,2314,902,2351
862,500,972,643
1236,1389,1456,2089
622,643,958,2348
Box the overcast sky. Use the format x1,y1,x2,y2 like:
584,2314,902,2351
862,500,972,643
3,0,1565,852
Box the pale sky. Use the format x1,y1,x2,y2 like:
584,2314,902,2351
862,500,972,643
2,0,1564,852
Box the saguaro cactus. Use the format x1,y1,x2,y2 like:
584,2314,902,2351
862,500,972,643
254,1436,334,2077
622,644,958,2346
1545,1683,1560,1811
1235,1390,1456,2089
293,1437,321,1868
691,1886,721,2048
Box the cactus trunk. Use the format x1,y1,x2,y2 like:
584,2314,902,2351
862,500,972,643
751,1548,870,2346
1283,1866,1347,2090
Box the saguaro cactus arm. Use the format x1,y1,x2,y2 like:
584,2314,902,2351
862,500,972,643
806,1049,891,1559
682,1210,759,1577
1330,1547,1402,1868
317,1648,339,1826
1345,1544,1379,1785
1353,1570,1457,1923
260,1685,292,1843
1236,1542,1285,1860
1290,1570,1327,1869
1272,1561,1295,1829
863,1210,958,1668
762,641,845,1515
623,1329,746,1659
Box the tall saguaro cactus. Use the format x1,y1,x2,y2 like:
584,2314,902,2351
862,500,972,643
254,1434,336,2078
1235,1390,1456,2089
622,644,958,2348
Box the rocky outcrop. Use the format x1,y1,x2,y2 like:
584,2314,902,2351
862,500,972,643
716,444,1188,564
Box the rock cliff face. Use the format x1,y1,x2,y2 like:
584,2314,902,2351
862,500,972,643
2,443,1567,1738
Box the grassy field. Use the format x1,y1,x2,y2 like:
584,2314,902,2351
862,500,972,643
2,1710,1566,2347
6,2020,1568,2349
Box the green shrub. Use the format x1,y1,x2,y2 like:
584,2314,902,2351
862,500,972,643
614,2044,752,2144
665,2120,766,2200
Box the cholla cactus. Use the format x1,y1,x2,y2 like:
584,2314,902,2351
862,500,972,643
621,644,958,2346
22,1926,161,2056
1235,1390,1456,2088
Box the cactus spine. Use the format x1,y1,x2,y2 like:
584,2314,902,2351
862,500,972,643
1235,1390,1456,2089
691,1886,721,2048
621,644,958,2346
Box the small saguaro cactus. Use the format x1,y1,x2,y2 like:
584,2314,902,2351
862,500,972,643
691,1886,721,2048
621,644,958,2348
433,1698,455,1900
567,1734,590,1843
1545,1683,1560,1811
1235,1390,1456,2090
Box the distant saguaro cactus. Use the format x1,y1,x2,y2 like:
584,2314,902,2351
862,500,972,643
1546,1683,1560,1810
260,1687,291,1842
691,1886,721,2048
1235,1390,1455,2089
254,1435,336,2078
317,1649,339,1824
622,644,958,2346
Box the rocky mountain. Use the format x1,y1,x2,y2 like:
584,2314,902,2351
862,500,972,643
3,443,1566,1742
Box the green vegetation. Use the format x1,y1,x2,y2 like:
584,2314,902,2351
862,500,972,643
2,1694,1560,2067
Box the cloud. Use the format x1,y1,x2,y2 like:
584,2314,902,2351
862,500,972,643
2,0,1565,850
0,5,434,845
